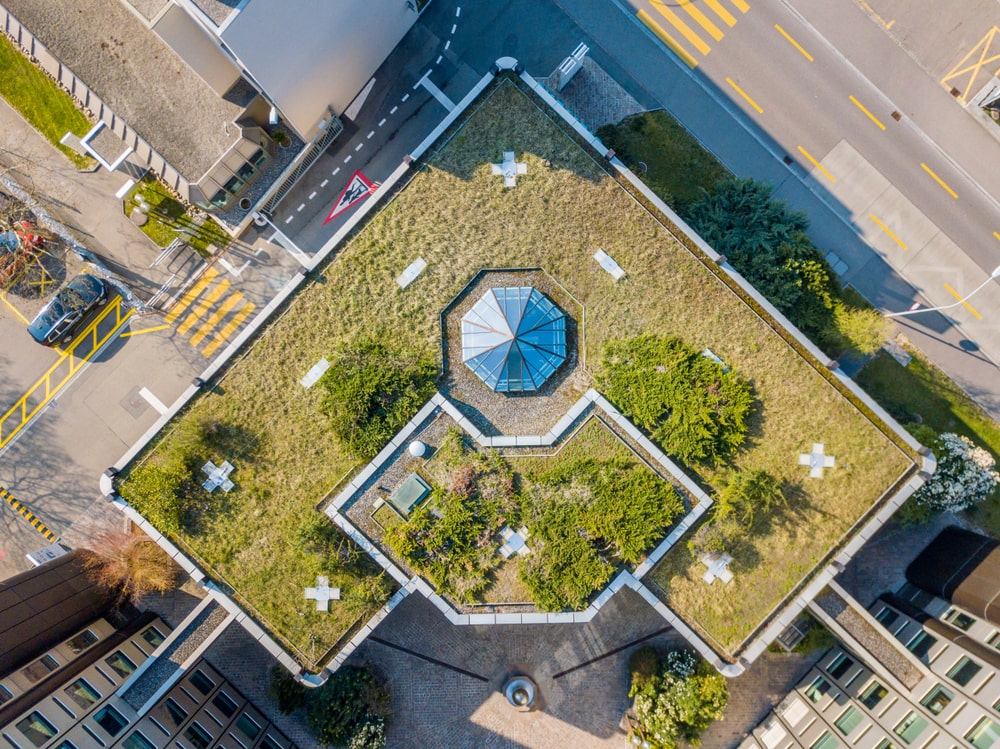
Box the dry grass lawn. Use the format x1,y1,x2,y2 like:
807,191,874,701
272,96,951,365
123,79,914,667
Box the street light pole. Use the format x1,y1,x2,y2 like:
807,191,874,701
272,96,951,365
885,265,1000,318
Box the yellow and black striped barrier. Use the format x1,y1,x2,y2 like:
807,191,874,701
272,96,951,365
0,485,57,542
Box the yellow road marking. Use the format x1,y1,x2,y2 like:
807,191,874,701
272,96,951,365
869,213,907,250
703,0,737,26
797,146,835,182
942,26,1000,103
1,486,57,542
920,162,958,199
638,10,698,68
189,292,244,347
119,323,171,338
0,292,30,324
201,302,255,357
680,0,724,41
165,267,219,324
651,0,711,55
177,279,231,335
0,297,131,450
944,282,983,319
849,95,886,130
727,77,763,113
775,24,813,61
994,231,1000,242
728,0,750,13
886,19,895,29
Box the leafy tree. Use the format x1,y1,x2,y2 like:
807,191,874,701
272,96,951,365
348,717,386,749
631,649,729,749
820,301,893,356
319,338,436,459
304,666,389,747
688,178,839,337
268,666,306,714
600,335,754,464
909,432,999,515
79,530,179,606
713,469,784,526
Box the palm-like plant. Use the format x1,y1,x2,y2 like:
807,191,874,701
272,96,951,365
80,530,179,606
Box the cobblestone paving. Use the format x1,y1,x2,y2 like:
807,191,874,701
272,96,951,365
540,58,647,133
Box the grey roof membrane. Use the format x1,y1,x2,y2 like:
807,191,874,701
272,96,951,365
461,287,566,393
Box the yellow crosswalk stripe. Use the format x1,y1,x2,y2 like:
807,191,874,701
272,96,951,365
201,302,255,357
703,0,737,26
188,292,244,347
638,9,698,68
177,279,231,335
165,267,219,324
651,0,711,55
728,0,750,13
679,0,724,41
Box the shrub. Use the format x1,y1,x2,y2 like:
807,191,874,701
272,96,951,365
319,338,436,459
268,666,306,714
820,301,892,357
688,178,839,337
79,530,179,606
119,462,188,534
348,717,386,749
631,649,729,749
687,514,746,558
713,469,784,526
910,432,999,515
600,335,754,464
629,646,660,690
304,666,389,747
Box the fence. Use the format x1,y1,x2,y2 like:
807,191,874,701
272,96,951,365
0,3,188,195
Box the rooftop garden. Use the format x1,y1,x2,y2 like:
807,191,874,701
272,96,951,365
124,175,232,256
119,77,915,669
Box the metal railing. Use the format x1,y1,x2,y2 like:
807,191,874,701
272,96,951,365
260,117,344,215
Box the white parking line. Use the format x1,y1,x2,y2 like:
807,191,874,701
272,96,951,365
296,203,305,212
416,72,456,112
139,387,169,416
321,179,329,187
378,118,386,127
284,215,294,224
308,191,317,200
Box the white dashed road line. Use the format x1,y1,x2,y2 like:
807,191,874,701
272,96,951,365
445,40,450,50
321,179,329,187
378,118,386,126
437,55,443,64
390,106,398,114
308,191,317,200
345,155,352,163
355,143,364,152
296,203,305,212
285,215,294,224
456,6,461,16
367,130,375,138
333,167,340,176
451,23,457,34
402,94,410,102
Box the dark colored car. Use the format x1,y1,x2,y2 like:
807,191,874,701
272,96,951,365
28,273,109,346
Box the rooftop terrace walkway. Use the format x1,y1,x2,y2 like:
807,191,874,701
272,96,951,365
2,0,249,180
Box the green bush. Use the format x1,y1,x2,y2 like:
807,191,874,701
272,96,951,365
630,649,729,749
688,178,839,337
713,469,784,526
319,338,436,459
304,666,389,747
600,335,754,464
119,462,188,534
820,301,892,357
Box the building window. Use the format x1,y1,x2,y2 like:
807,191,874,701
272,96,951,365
21,655,59,683
0,685,11,705
874,740,897,749
893,711,928,744
105,652,137,678
905,631,936,659
898,583,933,608
827,653,854,680
235,148,268,182
94,706,129,737
163,698,187,728
835,707,863,735
947,655,982,686
235,714,260,741
212,692,238,718
810,731,839,749
859,681,888,709
121,732,156,749
805,675,832,703
15,713,58,748
920,684,953,715
141,627,165,649
64,679,101,710
944,608,976,631
875,607,899,627
183,723,212,749
259,736,282,749
189,670,215,697
53,742,77,749
66,630,98,654
968,717,1000,749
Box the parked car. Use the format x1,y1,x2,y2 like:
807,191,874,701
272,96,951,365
27,273,109,346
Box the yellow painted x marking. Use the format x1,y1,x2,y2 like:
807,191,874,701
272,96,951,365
942,26,1000,103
